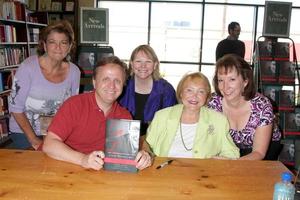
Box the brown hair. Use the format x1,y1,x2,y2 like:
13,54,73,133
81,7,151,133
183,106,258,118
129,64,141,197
129,45,161,80
37,20,75,60
213,54,256,100
176,72,211,104
93,56,128,82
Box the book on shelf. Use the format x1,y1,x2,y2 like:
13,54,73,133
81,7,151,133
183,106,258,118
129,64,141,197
38,0,51,11
104,119,140,173
274,42,290,60
0,95,9,116
260,60,277,83
262,85,281,108
0,118,8,138
29,28,39,42
65,1,74,12
278,61,295,84
1,1,25,21
27,0,37,11
278,139,295,163
278,90,295,111
0,71,13,92
48,13,60,24
258,41,273,60
51,1,62,11
283,111,300,135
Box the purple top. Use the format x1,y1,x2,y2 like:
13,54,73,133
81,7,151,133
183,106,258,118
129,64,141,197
207,93,281,149
8,55,81,136
119,77,177,123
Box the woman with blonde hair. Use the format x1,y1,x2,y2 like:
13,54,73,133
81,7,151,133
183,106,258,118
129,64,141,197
145,72,239,159
119,44,177,136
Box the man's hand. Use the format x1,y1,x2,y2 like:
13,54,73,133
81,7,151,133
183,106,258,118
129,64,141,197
135,150,153,170
81,151,105,170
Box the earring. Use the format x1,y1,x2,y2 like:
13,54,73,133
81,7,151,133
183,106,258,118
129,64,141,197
66,54,71,62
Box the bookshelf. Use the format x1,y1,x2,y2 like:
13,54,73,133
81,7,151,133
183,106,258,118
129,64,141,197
254,36,300,169
28,0,77,29
0,0,47,144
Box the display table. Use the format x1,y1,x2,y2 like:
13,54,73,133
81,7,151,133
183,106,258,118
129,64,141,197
0,149,292,199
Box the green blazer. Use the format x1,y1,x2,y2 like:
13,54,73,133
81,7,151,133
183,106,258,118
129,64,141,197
146,104,240,159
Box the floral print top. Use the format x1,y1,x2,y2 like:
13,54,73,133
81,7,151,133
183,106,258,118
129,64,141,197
207,93,281,149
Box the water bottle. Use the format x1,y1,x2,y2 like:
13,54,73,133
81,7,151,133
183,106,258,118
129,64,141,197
273,172,295,200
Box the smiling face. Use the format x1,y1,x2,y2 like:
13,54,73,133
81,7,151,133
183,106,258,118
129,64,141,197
131,51,156,80
93,63,125,108
43,31,71,62
217,67,248,102
180,78,209,112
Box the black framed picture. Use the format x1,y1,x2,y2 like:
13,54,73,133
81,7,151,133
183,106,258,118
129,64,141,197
262,1,292,38
80,7,109,44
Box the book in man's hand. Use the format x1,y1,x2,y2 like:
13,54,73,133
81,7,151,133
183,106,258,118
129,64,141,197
104,119,140,173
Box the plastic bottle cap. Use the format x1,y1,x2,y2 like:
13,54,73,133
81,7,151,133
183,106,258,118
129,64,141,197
281,172,293,182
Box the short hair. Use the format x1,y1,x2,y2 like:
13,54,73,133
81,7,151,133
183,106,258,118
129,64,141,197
129,45,161,80
176,72,211,104
93,56,128,82
37,20,75,60
213,54,256,101
228,21,240,33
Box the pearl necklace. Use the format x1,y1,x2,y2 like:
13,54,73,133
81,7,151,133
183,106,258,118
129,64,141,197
179,122,193,151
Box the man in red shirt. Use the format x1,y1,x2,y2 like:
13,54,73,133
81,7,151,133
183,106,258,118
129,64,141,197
43,56,153,171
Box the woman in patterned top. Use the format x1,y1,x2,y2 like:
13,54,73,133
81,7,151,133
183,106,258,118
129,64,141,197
208,54,282,160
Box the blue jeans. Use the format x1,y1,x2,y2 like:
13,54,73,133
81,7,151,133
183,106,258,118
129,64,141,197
7,132,31,150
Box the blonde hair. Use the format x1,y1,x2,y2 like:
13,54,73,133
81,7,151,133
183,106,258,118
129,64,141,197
129,45,161,80
176,72,211,104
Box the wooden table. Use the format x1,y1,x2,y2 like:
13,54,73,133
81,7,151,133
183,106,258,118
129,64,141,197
0,149,291,200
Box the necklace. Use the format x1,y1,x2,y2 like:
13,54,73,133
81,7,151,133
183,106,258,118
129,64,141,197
179,123,193,151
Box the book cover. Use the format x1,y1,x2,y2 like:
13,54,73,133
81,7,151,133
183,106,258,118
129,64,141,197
278,61,295,84
260,60,277,83
258,41,273,60
104,119,140,173
274,42,290,60
283,112,300,135
278,90,295,111
278,139,294,163
262,85,281,109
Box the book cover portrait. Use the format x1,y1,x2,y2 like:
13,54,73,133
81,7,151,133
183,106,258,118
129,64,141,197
104,119,140,173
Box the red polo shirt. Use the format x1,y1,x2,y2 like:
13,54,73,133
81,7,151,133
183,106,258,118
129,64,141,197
48,91,132,154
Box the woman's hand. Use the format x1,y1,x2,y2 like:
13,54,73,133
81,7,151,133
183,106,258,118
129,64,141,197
135,150,153,170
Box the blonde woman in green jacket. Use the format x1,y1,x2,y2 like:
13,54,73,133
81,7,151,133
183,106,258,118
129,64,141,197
145,72,239,159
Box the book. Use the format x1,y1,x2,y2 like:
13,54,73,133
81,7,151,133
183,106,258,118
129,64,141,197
274,42,290,60
38,0,51,11
262,85,281,109
283,112,300,135
258,41,273,60
278,90,295,111
278,139,294,163
278,61,295,84
260,60,277,83
65,1,74,11
104,119,140,173
51,1,62,11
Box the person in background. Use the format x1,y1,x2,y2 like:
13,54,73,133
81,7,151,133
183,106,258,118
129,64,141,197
208,54,282,160
119,44,177,136
144,72,239,159
216,21,245,61
8,20,81,150
43,56,152,171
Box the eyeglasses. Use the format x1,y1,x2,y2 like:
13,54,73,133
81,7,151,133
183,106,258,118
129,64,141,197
46,39,70,48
